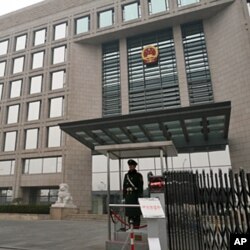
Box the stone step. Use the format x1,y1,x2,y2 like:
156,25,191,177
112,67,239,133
65,213,108,221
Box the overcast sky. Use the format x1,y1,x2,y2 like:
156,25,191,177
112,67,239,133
0,0,44,16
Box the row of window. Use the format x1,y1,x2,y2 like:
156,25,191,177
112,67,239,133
0,23,67,56
92,151,232,191
4,97,64,126
92,148,231,190
3,126,62,152
0,188,59,205
24,157,62,174
76,0,200,35
0,0,201,54
0,45,66,78
0,157,62,176
0,70,65,101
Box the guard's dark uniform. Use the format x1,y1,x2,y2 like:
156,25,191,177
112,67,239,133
123,168,143,227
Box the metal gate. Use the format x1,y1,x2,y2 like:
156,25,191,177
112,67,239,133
164,170,250,250
165,171,203,250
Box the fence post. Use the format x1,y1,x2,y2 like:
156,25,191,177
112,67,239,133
129,220,135,250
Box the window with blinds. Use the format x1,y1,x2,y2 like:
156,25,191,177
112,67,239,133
181,21,214,105
127,29,180,113
102,41,121,117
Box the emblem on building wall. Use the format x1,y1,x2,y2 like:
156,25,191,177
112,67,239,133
141,45,159,64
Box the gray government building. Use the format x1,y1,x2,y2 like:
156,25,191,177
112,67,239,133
0,0,249,212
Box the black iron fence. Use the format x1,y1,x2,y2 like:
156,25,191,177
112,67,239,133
164,169,250,250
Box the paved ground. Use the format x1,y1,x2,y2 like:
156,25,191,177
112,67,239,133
0,220,107,250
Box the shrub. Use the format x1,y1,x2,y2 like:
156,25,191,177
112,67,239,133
0,204,50,214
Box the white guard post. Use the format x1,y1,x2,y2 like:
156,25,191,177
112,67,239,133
139,197,167,250
95,141,177,245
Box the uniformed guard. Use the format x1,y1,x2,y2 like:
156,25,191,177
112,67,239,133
123,159,144,228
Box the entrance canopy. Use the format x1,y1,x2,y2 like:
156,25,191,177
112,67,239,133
60,101,231,153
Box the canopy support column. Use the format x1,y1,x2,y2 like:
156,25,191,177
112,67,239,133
160,148,164,174
119,159,122,197
107,151,111,240
165,155,168,172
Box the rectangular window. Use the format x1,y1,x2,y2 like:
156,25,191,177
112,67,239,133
47,126,62,147
102,42,121,116
4,131,17,152
15,34,27,51
0,40,8,56
54,22,67,40
24,157,62,174
0,160,15,175
148,0,168,14
0,61,6,77
181,21,213,104
10,79,22,98
24,158,42,174
30,75,42,94
34,28,46,46
0,189,13,204
43,158,58,173
7,104,19,124
13,56,24,74
25,128,38,149
32,51,44,69
178,0,200,6
122,2,141,22
98,9,114,28
49,97,63,117
52,46,66,64
75,16,90,34
27,101,40,121
38,189,58,204
51,70,65,90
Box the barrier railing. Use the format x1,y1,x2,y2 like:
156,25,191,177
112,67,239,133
164,169,250,250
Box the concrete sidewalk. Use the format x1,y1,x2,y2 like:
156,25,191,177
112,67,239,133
0,220,107,250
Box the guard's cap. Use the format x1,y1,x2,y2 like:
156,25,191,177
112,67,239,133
127,159,137,166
